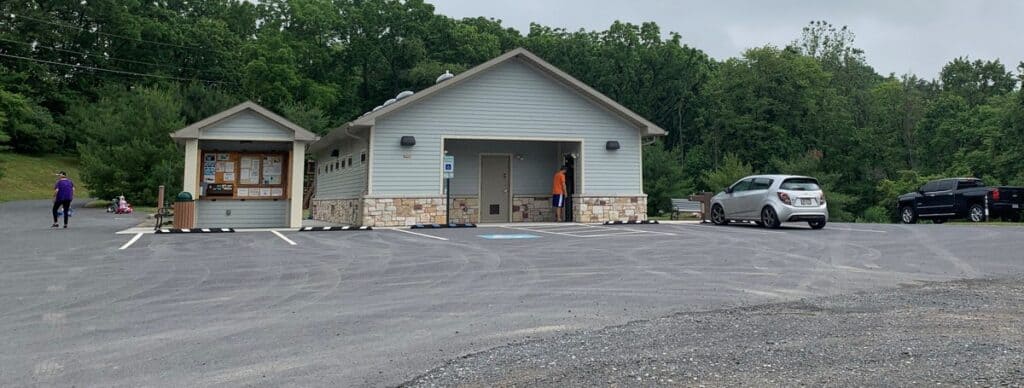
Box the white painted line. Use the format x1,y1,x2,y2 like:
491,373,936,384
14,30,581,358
576,231,653,238
392,228,449,241
827,226,888,233
119,233,144,250
271,230,297,246
673,223,784,235
619,227,678,236
503,226,576,237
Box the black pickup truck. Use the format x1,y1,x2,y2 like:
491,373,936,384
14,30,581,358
897,178,1024,223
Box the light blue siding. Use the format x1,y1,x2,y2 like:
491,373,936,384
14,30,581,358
370,58,642,196
197,200,289,228
313,130,368,199
202,110,293,141
446,140,559,195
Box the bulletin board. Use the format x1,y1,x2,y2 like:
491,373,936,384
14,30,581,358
200,151,288,200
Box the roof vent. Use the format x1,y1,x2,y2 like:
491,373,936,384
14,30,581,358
372,105,383,112
396,90,414,100
382,98,397,107
436,70,454,84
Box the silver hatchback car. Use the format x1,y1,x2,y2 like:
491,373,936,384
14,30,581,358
710,175,829,229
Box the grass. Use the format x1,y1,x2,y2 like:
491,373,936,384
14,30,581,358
0,152,90,202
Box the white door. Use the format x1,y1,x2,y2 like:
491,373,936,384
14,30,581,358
479,155,511,223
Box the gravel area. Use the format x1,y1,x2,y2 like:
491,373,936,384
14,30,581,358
404,276,1024,387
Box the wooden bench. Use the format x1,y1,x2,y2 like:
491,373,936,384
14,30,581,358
670,199,704,220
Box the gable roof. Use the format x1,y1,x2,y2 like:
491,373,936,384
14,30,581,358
170,101,319,142
310,48,666,153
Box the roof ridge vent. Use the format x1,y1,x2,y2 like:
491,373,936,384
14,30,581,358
396,90,414,100
435,70,454,84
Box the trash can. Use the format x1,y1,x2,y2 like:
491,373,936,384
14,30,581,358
172,192,196,229
688,192,714,223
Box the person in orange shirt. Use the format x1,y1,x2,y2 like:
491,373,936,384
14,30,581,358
552,166,568,222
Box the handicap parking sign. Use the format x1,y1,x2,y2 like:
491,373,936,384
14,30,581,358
443,155,455,178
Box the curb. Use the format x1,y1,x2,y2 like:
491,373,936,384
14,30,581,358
299,226,372,232
410,223,477,229
156,228,234,234
603,220,660,225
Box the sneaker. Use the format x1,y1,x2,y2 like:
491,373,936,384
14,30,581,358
63,225,68,229
51,223,59,228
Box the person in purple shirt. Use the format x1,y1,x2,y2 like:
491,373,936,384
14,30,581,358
52,171,74,228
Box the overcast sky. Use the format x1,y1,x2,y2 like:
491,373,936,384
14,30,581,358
427,0,1024,79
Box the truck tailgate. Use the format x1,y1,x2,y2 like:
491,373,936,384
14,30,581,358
994,187,1024,206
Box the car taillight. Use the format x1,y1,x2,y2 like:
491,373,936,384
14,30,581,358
819,192,827,204
992,188,1000,201
777,192,792,205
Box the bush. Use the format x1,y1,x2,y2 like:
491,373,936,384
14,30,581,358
859,206,892,223
702,153,754,192
643,142,694,215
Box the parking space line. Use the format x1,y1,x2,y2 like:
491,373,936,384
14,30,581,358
271,230,297,245
671,223,784,235
118,233,144,250
827,227,888,233
391,228,449,241
618,227,677,236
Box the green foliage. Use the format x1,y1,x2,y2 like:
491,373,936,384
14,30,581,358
642,142,694,216
73,87,185,205
0,8,1022,223
875,170,944,219
702,154,754,193
0,86,62,154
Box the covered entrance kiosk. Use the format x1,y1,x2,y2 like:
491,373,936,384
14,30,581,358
170,101,319,228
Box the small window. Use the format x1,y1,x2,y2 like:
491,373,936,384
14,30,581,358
730,179,753,192
361,151,367,163
750,178,774,190
956,180,983,190
935,180,956,192
348,156,353,166
335,161,340,170
780,178,821,191
920,181,939,192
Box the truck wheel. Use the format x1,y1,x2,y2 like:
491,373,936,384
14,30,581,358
710,204,728,225
761,206,781,229
900,206,918,224
968,204,986,222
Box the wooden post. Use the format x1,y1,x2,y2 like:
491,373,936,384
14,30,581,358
157,185,165,211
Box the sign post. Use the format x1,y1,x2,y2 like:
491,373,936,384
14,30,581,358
443,155,455,225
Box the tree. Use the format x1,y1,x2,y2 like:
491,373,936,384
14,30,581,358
701,153,753,192
643,142,693,216
73,86,185,205
940,58,1017,105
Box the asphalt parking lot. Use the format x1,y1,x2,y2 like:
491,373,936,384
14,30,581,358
2,199,1023,386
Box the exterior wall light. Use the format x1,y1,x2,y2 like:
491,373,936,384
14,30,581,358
606,140,620,151
400,136,416,147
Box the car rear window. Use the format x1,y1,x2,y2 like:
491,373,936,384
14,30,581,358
780,178,820,191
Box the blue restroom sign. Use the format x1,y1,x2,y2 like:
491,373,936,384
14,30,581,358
443,155,455,179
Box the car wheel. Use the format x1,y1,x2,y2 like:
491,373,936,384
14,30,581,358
968,204,986,222
932,218,946,224
760,206,781,229
710,204,728,225
900,206,918,224
808,220,826,229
